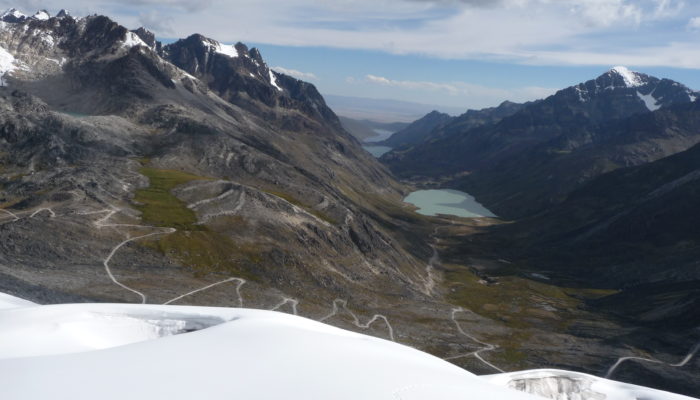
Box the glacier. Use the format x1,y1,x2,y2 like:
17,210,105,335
0,292,694,400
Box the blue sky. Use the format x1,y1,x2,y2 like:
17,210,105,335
6,0,700,111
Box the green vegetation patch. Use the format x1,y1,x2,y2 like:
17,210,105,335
134,167,211,229
135,166,262,279
445,265,616,368
445,266,614,329
144,230,261,280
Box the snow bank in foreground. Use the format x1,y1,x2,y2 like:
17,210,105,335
0,293,36,310
0,303,231,358
486,369,692,400
0,295,693,400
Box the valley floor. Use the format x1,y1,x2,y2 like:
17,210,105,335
1,182,698,397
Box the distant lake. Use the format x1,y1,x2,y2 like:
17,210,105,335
363,145,393,157
404,189,496,218
367,129,394,142
60,111,90,118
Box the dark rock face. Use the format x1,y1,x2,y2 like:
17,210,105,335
378,110,453,148
483,138,700,341
161,35,341,130
503,135,700,284
131,27,156,48
0,8,26,23
0,11,418,312
380,101,525,153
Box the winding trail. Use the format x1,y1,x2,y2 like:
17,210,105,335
30,208,56,218
320,298,395,341
0,208,20,221
163,277,246,306
446,307,505,373
82,208,175,304
270,297,299,315
421,223,456,296
422,222,503,372
606,341,700,378
422,226,445,296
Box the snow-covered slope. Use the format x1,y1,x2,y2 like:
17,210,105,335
0,292,36,309
0,294,694,400
0,295,538,400
486,369,694,400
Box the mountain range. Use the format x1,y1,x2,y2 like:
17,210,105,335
383,66,700,218
0,8,698,398
0,9,432,317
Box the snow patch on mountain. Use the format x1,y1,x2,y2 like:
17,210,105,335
215,42,238,58
637,91,661,111
269,69,282,91
611,66,644,87
0,45,19,85
31,10,49,21
121,31,147,48
1,8,25,20
201,39,239,58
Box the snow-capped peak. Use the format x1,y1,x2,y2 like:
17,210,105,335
121,31,148,49
1,8,25,19
201,38,239,58
31,9,50,21
56,9,70,18
610,66,644,87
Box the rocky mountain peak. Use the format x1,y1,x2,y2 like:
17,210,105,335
561,67,697,114
0,8,26,22
31,9,50,21
56,9,70,18
607,66,647,87
130,27,157,49
587,66,655,92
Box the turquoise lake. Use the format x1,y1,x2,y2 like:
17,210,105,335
362,145,393,157
404,189,496,218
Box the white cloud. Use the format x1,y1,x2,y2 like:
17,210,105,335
569,0,643,27
687,16,700,30
138,10,174,34
0,0,695,68
272,66,318,80
360,74,556,107
365,74,460,94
